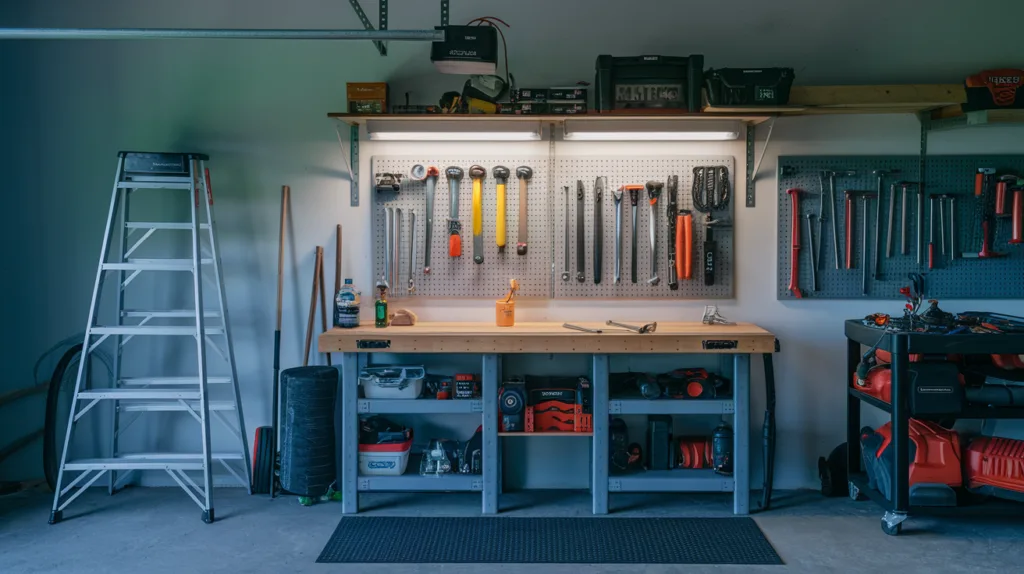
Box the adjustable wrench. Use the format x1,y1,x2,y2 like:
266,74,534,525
493,166,510,254
469,165,486,265
446,167,464,257
576,180,585,283
613,187,623,284
515,166,532,255
422,167,439,273
628,186,641,283
646,181,663,286
593,177,605,284
561,186,570,282
666,175,679,290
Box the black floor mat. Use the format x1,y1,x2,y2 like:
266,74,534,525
317,516,782,564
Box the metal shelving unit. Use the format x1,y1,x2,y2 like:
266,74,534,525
357,398,482,414
358,455,483,492
610,399,734,415
610,469,733,493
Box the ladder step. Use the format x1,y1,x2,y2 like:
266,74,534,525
64,453,243,471
77,389,201,400
121,400,236,413
117,182,192,190
125,222,210,230
102,258,212,271
119,377,233,386
121,309,221,318
90,326,225,336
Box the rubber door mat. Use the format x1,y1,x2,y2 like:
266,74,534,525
317,516,782,564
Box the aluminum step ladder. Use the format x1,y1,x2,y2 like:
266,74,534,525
50,152,251,525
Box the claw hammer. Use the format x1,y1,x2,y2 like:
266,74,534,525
515,166,532,255
493,166,510,254
446,167,464,257
469,165,486,264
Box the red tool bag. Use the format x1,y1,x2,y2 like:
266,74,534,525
860,420,962,506
964,69,1024,111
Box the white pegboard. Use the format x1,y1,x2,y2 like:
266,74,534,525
372,156,551,298
554,156,735,299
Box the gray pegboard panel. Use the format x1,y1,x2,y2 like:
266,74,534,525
777,155,1024,300
555,156,735,299
372,156,550,298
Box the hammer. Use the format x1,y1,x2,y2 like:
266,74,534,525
468,165,487,265
445,166,464,257
515,166,532,255
492,166,510,253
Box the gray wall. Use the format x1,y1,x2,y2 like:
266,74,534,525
3,0,1024,487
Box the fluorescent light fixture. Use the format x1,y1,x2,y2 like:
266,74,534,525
563,119,742,141
366,120,542,141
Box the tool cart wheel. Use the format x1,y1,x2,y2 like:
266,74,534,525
848,481,865,501
881,518,902,536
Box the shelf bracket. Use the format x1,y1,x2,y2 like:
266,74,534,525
745,122,756,207
350,124,360,207
348,0,388,56
441,0,449,26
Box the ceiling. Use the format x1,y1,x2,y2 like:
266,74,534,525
8,0,1024,87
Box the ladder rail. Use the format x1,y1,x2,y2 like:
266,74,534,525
189,159,216,518
201,161,253,493
109,184,131,494
51,157,125,522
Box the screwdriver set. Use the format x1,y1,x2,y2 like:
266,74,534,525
777,155,1024,300
373,155,735,299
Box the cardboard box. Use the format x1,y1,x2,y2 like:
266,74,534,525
347,82,389,114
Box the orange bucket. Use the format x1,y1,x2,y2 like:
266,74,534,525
495,300,515,327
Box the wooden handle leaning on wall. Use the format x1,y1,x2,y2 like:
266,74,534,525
303,247,323,366
277,186,289,331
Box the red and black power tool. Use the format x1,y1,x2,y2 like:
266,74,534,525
860,419,961,507
659,368,730,399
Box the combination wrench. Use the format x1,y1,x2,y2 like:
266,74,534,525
594,177,605,284
561,186,570,281
576,180,585,283
646,181,663,286
613,187,623,284
628,186,641,283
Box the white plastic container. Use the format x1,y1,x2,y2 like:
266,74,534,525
359,366,426,399
358,435,413,476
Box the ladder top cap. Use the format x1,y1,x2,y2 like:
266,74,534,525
118,151,209,161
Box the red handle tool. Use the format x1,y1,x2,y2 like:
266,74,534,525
996,180,1008,216
1011,187,1023,244
681,210,693,279
787,189,803,298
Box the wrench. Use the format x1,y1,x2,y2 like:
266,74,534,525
384,207,393,286
393,208,402,298
646,181,663,286
666,175,679,290
576,180,585,283
561,186,571,282
492,165,510,254
613,187,623,284
408,211,416,294
423,167,439,273
885,182,896,258
563,323,602,334
446,166,464,257
629,186,640,283
823,170,856,268
938,196,946,256
469,165,486,265
899,182,908,256
949,196,958,261
515,166,532,255
804,212,815,292
916,185,924,266
594,177,605,284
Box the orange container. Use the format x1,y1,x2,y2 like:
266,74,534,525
496,300,515,327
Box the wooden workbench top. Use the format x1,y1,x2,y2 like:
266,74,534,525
318,322,776,354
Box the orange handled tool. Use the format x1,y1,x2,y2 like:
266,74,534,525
677,210,693,280
976,168,995,198
1011,186,1024,245
445,166,464,257
786,189,802,298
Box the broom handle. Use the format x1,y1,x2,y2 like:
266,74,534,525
335,224,342,295
303,247,322,366
318,252,331,366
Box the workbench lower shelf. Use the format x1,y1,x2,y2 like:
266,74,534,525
610,399,734,415
358,456,483,492
610,470,734,493
357,398,483,414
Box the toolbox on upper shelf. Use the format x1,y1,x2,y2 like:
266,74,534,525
594,54,705,113
705,68,794,107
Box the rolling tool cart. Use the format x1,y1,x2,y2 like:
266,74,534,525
845,319,1024,535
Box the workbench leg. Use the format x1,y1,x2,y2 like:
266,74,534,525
846,337,862,477
591,354,609,515
340,352,359,514
886,334,911,534
732,354,750,515
482,354,500,515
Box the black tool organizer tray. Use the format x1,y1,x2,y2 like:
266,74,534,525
777,155,1024,300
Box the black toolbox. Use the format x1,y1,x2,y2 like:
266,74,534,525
595,54,704,113
704,68,794,107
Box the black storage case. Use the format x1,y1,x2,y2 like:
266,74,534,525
594,54,704,112
705,68,794,106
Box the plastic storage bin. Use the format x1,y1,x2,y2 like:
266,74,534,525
359,366,426,399
358,433,413,476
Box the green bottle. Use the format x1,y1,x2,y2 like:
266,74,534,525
374,277,389,328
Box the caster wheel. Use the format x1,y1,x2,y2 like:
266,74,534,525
881,519,902,536
848,481,864,501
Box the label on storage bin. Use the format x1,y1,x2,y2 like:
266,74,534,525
368,460,395,469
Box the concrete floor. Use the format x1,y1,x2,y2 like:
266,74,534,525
2,486,1022,573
